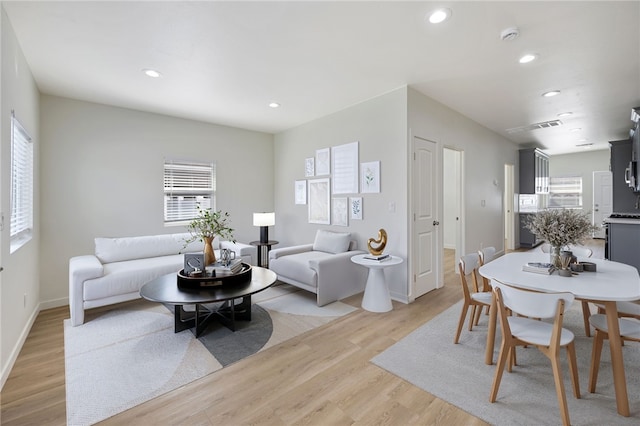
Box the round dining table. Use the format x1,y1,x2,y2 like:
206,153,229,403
479,252,640,417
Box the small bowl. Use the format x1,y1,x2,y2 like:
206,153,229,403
581,262,597,272
570,263,584,273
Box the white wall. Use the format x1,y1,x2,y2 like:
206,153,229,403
408,88,518,257
39,96,274,306
1,7,41,386
549,149,610,215
274,88,409,301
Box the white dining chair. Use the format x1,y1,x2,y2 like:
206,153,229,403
477,246,496,293
588,314,640,393
490,280,580,426
454,254,492,344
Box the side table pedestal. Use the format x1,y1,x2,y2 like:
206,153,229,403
350,255,403,313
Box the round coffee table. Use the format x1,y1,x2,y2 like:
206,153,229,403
140,266,277,337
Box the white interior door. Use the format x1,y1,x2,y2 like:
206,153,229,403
592,171,612,238
412,136,439,298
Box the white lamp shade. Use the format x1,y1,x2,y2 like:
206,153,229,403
253,212,275,227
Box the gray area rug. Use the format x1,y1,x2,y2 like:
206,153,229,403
371,300,640,425
64,284,357,426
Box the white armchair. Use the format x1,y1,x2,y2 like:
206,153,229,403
268,230,367,306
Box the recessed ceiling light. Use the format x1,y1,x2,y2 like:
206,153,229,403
142,68,162,78
570,128,582,133
268,102,280,108
542,90,561,97
557,112,573,117
577,142,593,149
428,8,451,24
519,54,537,64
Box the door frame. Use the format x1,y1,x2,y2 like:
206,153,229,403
443,146,464,272
504,163,515,250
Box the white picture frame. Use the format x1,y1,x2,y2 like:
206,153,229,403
332,197,348,226
361,161,380,193
315,147,330,176
305,157,315,177
295,180,307,205
331,141,359,194
350,197,363,220
308,178,330,224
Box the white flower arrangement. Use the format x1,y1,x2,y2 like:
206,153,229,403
525,208,598,249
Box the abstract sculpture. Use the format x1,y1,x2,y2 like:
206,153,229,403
367,228,387,256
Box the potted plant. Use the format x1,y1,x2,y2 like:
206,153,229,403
184,206,235,265
525,208,599,267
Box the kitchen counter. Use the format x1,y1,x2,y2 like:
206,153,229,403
604,217,640,225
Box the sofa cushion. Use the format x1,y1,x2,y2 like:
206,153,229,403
270,251,334,288
312,230,351,254
83,254,184,301
95,233,205,263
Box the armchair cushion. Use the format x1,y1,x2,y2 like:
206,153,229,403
312,230,351,254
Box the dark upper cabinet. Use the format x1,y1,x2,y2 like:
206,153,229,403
519,148,549,194
610,139,638,212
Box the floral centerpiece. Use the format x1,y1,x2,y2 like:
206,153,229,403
525,208,598,267
184,206,235,265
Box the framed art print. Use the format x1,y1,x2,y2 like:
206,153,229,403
295,180,307,205
332,197,348,226
361,161,380,193
315,148,330,176
350,197,363,220
305,157,315,177
308,178,330,224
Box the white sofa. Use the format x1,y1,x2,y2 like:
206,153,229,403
68,233,256,326
268,230,368,306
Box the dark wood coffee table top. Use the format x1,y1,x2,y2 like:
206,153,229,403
140,266,277,305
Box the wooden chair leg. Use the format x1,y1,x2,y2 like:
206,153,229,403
589,330,605,392
473,304,483,326
550,353,571,426
566,342,581,399
454,302,470,344
581,301,592,337
469,305,477,331
490,340,510,402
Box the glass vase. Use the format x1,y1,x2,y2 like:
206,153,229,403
550,245,562,268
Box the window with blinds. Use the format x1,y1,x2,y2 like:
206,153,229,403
10,116,34,251
164,159,215,224
548,176,583,209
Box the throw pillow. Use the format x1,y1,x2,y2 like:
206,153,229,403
312,230,351,254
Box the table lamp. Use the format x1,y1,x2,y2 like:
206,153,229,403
253,212,275,243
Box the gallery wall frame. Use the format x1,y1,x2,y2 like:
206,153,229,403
350,197,363,220
295,180,307,205
315,148,330,176
361,160,380,193
332,141,359,194
308,178,330,224
305,157,315,177
332,197,348,226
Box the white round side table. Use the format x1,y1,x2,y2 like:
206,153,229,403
350,254,403,312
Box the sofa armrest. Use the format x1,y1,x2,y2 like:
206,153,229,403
309,250,367,306
220,240,257,265
269,244,314,260
69,255,105,326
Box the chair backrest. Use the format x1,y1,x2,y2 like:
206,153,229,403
493,280,574,319
478,247,496,266
566,245,592,258
459,253,481,296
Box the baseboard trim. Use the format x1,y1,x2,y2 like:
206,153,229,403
1,304,40,391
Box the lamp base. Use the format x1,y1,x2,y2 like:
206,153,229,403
260,226,269,244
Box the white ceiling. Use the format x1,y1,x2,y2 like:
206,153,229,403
4,1,640,155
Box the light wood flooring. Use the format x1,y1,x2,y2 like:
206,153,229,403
8,244,583,425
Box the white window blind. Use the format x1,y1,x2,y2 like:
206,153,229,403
164,159,215,224
10,116,34,245
549,176,583,209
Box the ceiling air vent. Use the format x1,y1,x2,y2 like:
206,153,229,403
506,119,563,134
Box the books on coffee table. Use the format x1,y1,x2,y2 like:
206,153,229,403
522,262,555,275
363,254,391,262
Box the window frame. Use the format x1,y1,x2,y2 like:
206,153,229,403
548,175,583,210
10,115,34,253
163,159,216,226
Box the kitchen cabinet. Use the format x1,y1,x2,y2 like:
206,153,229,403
518,213,538,248
610,139,638,212
519,148,549,194
608,222,640,272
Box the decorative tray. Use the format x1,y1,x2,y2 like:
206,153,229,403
177,263,252,289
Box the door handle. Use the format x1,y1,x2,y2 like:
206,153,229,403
433,220,440,226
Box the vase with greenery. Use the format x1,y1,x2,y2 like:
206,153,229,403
184,206,235,265
525,208,599,267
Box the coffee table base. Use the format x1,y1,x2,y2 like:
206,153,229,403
174,295,252,337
